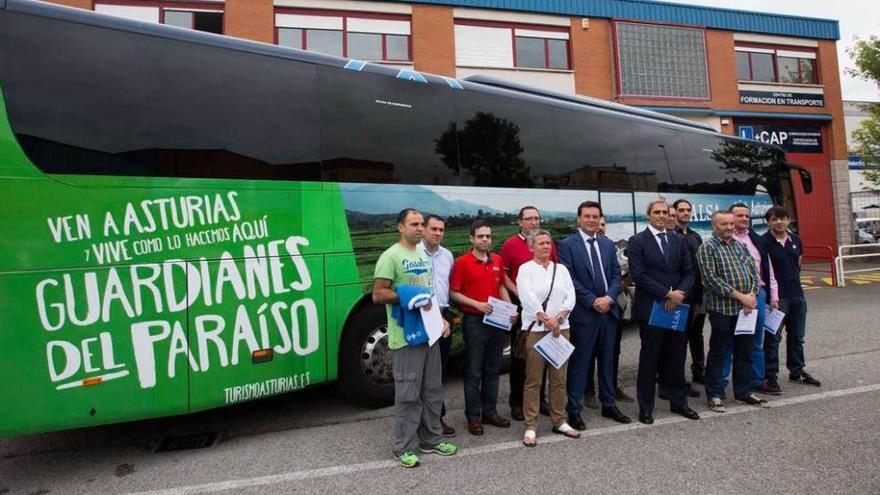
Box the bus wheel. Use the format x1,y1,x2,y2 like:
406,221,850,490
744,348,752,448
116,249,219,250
339,304,394,408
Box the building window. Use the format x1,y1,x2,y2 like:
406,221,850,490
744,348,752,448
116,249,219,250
515,36,569,70
275,11,411,62
163,10,223,34
778,56,817,84
736,47,818,85
736,51,775,82
94,3,224,34
614,22,709,99
455,23,571,71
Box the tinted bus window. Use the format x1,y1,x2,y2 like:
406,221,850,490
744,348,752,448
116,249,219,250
554,107,636,190
683,134,773,195
0,13,322,180
319,67,457,185
453,91,556,188
630,123,686,192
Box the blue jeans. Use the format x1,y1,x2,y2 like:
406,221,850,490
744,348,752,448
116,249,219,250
722,289,767,389
706,312,753,400
764,296,808,380
462,313,505,421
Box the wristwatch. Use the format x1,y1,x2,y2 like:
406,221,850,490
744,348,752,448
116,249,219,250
556,315,566,325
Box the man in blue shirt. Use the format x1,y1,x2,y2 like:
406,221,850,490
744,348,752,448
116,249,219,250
761,206,821,392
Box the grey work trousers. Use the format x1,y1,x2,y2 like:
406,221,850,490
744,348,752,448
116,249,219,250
392,342,444,456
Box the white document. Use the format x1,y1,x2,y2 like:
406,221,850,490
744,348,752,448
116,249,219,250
735,309,758,335
533,332,575,369
763,307,786,335
483,296,518,331
420,296,445,346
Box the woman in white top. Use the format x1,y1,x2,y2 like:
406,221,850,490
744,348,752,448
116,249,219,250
515,229,579,446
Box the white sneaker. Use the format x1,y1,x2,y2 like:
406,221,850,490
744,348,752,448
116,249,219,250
708,397,726,413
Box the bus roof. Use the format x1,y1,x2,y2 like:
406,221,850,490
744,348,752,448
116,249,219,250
3,0,776,146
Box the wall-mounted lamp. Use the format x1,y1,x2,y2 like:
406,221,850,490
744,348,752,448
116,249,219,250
720,118,730,126
581,18,590,30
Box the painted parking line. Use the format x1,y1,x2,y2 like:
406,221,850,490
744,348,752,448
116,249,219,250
125,383,880,495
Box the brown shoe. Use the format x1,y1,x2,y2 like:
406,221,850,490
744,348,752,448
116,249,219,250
483,414,511,428
510,405,525,421
467,420,483,436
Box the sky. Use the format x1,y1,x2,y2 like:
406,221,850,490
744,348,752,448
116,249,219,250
667,0,880,102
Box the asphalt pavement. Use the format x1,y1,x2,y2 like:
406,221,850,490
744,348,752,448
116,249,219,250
2,283,879,495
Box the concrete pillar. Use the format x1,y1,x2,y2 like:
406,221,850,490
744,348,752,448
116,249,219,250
830,159,854,247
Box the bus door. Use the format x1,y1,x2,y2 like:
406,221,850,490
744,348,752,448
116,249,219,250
185,253,327,412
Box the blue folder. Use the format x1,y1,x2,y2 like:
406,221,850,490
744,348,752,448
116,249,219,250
649,301,690,332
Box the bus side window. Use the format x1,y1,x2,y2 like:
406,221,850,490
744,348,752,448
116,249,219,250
554,107,636,191
318,67,458,186
631,124,685,192
1,13,322,181
452,90,556,189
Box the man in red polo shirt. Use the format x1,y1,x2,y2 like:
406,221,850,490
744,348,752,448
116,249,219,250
451,219,516,436
500,206,557,420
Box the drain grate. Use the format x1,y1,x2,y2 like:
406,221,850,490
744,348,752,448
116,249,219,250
155,431,222,453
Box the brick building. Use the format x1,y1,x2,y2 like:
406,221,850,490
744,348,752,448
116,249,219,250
47,0,851,248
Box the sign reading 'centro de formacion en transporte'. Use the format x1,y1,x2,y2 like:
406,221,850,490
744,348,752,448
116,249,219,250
739,90,825,107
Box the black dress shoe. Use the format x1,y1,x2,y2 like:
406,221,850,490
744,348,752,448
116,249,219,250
441,419,456,436
670,405,700,420
601,406,632,424
568,413,587,431
638,412,654,425
685,383,701,398
510,405,525,421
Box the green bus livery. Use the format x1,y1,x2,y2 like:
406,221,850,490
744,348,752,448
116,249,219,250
0,0,809,436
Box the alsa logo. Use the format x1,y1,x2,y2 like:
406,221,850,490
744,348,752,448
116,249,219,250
402,258,430,275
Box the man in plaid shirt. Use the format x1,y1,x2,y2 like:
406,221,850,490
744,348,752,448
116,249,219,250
697,210,769,412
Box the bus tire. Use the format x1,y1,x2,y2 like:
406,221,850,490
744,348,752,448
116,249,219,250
338,303,395,408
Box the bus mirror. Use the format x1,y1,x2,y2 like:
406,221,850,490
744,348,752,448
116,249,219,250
797,168,813,194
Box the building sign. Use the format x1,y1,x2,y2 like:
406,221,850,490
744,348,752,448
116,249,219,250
739,90,825,107
737,124,823,153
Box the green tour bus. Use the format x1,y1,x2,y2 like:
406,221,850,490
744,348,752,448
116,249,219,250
0,0,810,436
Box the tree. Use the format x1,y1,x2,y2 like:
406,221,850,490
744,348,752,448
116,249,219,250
847,35,880,188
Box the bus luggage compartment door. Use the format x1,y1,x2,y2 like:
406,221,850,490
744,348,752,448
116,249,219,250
0,263,190,436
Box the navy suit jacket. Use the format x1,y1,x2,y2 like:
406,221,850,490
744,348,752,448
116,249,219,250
627,228,695,323
557,232,622,324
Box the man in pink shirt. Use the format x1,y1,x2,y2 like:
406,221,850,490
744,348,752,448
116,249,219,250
724,203,780,394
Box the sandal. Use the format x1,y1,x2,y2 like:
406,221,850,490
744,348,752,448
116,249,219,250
522,430,537,447
552,423,581,439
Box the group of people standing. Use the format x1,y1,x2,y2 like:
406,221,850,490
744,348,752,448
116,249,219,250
372,199,820,468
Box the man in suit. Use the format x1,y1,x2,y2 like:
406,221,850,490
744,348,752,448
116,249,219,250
627,199,700,424
558,201,631,430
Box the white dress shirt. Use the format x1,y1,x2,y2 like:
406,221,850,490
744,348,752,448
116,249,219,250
419,241,454,309
516,260,576,332
647,224,669,255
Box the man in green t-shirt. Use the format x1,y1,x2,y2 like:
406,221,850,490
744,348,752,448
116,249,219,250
373,208,458,468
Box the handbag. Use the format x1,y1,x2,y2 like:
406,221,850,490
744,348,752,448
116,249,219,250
513,262,557,360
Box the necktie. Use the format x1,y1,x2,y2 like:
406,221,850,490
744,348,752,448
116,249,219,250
587,238,607,296
658,232,671,265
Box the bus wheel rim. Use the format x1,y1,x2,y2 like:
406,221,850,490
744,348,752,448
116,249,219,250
360,325,393,386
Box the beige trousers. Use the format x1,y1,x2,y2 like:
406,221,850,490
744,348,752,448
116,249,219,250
523,329,570,430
